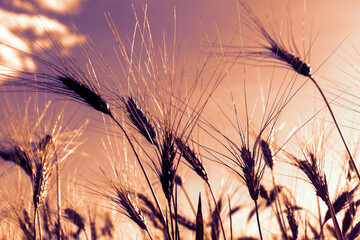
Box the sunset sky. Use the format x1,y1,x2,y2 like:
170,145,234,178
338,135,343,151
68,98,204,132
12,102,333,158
1,0,360,238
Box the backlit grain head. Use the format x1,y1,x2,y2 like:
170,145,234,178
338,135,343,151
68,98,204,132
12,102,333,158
124,96,158,146
175,137,208,182
260,140,274,170
111,186,148,231
237,0,312,78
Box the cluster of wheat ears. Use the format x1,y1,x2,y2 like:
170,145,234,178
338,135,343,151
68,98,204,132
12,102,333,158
0,1,359,239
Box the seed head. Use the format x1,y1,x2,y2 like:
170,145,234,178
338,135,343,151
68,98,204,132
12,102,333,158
58,76,111,116
112,187,148,230
294,156,328,202
159,130,177,201
125,97,158,146
175,137,208,182
260,140,274,170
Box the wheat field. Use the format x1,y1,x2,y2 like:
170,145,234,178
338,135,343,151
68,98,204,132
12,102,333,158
0,0,360,239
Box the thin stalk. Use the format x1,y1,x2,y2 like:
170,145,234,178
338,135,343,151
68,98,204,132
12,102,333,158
83,229,90,240
145,229,154,240
37,212,42,240
206,182,226,240
325,197,344,240
168,199,175,240
55,152,61,240
33,207,37,240
310,76,360,181
109,115,170,239
254,200,263,240
228,195,233,240
324,180,344,240
317,197,324,240
174,185,180,240
173,185,180,240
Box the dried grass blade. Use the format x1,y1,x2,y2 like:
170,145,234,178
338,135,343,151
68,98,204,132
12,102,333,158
0,146,33,177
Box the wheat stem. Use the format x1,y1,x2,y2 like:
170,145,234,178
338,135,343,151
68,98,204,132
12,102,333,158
254,200,263,240
37,211,42,240
55,151,61,240
168,199,175,240
323,178,344,240
145,229,154,240
33,207,37,240
317,197,324,240
310,76,360,181
228,195,233,240
325,197,344,240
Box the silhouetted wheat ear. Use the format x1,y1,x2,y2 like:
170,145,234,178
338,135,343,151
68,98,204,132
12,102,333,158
283,196,299,240
137,193,163,229
241,147,260,201
260,140,274,170
175,137,208,182
259,185,270,202
64,208,85,232
0,146,33,177
294,158,327,202
113,187,148,230
259,185,281,207
159,129,177,201
58,76,112,116
342,202,355,235
176,214,196,231
239,1,312,78
267,42,312,78
125,97,158,146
